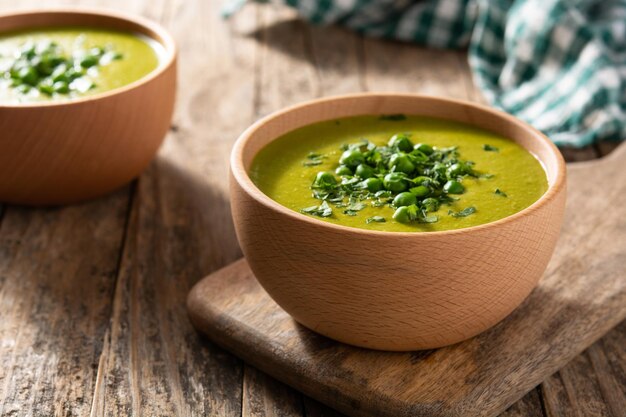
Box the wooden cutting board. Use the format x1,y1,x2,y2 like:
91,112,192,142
187,144,626,417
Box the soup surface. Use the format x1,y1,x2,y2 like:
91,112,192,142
250,115,548,232
0,27,160,103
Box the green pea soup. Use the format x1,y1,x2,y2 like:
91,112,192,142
250,115,549,232
0,27,162,103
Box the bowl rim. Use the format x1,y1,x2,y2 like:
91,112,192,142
231,93,567,237
0,7,176,108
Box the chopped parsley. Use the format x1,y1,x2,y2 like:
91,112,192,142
448,206,477,218
300,134,492,225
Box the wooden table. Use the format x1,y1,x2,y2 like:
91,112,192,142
0,1,623,416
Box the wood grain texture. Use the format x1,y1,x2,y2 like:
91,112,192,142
242,365,303,417
0,0,623,416
541,321,626,417
188,144,625,415
0,188,130,417
362,38,475,100
0,9,176,205
498,389,544,417
90,1,249,415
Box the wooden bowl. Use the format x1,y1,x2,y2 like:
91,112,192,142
0,9,176,205
230,94,567,351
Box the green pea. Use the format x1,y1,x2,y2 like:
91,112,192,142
80,55,99,68
53,81,69,94
29,54,41,66
51,64,68,82
64,67,85,81
21,44,36,59
101,51,123,62
430,162,447,177
393,206,411,224
37,82,54,95
363,177,383,193
314,171,337,187
444,180,465,194
47,55,65,68
388,152,415,175
447,163,467,178
412,176,432,186
34,57,55,76
9,65,22,79
383,173,408,193
355,164,375,179
388,133,413,152
422,198,440,212
414,143,434,155
339,149,365,169
410,185,430,198
16,84,31,94
393,192,417,207
335,165,353,176
18,66,38,86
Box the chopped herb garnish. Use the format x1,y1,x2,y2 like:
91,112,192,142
483,144,499,152
366,216,386,224
347,201,367,211
301,201,333,217
422,214,439,223
1,40,123,97
448,206,477,218
343,201,367,216
300,134,490,224
379,114,407,121
303,160,323,166
495,188,508,197
303,152,326,167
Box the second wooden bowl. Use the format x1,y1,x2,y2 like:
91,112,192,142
230,93,567,351
0,9,177,205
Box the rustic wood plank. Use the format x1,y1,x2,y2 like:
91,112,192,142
242,365,303,417
541,321,626,417
542,355,614,417
255,4,319,117
499,389,545,417
0,187,131,417
94,175,243,416
362,39,472,99
0,2,134,416
89,0,253,415
308,25,365,95
593,321,626,416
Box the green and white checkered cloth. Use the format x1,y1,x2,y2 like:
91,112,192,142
226,0,626,147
